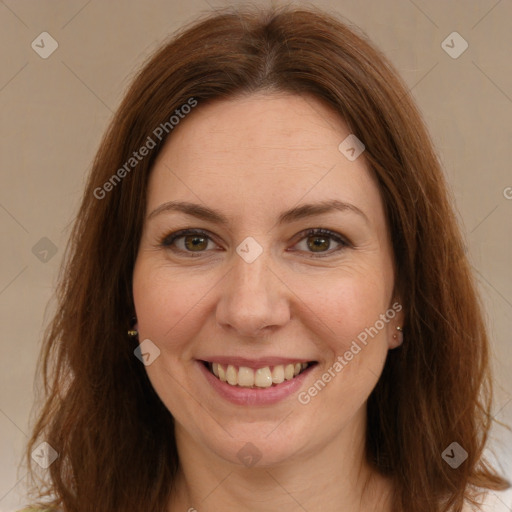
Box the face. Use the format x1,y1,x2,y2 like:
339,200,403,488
132,92,404,467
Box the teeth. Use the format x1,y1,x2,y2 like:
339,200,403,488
238,366,254,387
254,367,273,388
217,364,227,382
226,365,237,385
208,362,310,388
284,364,295,380
271,365,285,384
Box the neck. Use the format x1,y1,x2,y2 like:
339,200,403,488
167,408,393,512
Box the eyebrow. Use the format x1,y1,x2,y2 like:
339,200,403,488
147,199,369,226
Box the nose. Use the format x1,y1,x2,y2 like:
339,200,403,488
215,247,291,338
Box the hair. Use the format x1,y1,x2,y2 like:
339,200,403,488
22,5,510,512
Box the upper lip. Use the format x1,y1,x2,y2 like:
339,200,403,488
199,356,316,368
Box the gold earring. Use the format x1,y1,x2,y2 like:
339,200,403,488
393,326,403,344
128,316,138,338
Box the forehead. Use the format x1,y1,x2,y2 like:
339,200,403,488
147,92,384,228
156,92,353,170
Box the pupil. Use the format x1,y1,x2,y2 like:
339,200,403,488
185,235,206,251
309,236,328,252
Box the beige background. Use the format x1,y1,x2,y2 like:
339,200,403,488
0,1,511,511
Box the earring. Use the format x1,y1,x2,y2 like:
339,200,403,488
128,317,138,338
393,326,403,344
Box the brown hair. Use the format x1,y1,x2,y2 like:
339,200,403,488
23,5,509,512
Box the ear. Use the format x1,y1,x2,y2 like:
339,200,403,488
387,299,405,349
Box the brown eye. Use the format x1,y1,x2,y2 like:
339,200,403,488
292,228,349,257
161,229,217,256
307,234,331,252
183,234,209,251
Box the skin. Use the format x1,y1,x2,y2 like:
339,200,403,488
132,92,404,512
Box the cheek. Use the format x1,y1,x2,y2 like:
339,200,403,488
295,270,391,349
132,260,216,354
296,277,392,411
132,262,207,411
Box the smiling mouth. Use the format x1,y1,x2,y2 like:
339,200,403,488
202,361,317,388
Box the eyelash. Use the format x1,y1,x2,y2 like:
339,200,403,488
160,228,350,258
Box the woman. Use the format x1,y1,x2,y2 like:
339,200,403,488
21,5,510,512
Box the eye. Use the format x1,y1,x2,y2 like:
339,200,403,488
290,228,350,257
160,228,350,258
161,229,219,256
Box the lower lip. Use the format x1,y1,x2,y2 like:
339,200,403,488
197,361,315,406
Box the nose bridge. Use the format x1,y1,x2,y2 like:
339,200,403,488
216,239,289,336
232,246,269,299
